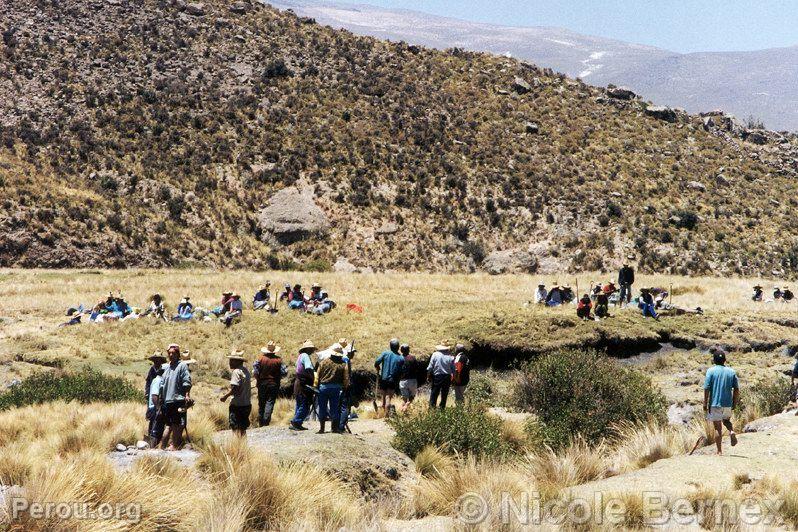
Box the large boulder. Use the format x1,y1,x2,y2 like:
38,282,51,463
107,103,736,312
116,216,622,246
185,2,205,16
258,187,330,245
606,86,637,100
645,105,677,123
512,77,532,95
333,257,358,273
483,249,538,275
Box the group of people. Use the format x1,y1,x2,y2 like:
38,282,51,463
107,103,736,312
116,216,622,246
141,337,475,446
752,284,795,303
60,282,336,327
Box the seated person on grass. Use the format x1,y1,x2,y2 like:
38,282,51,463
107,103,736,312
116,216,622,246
253,283,271,310
546,285,563,307
173,297,194,321
534,283,547,305
561,285,575,304
212,291,234,317
221,293,243,327
638,288,659,320
752,285,763,302
595,292,610,318
288,284,306,310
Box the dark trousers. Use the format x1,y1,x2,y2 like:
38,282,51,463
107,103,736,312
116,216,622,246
619,283,632,304
146,406,165,443
429,374,451,409
257,383,279,426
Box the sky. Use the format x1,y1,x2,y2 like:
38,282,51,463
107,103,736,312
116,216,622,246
357,0,798,53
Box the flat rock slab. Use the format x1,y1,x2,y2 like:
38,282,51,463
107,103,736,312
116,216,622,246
107,448,201,472
568,411,798,501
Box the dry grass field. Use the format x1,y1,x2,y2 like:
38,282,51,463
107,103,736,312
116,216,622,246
3,269,798,529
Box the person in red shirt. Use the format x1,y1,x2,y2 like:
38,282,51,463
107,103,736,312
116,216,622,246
577,294,593,320
452,344,471,405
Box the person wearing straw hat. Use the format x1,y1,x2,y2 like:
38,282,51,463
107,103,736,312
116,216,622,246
314,343,350,433
221,350,252,437
145,351,167,403
308,283,324,302
290,340,317,431
173,296,194,321
253,341,286,426
220,293,243,327
534,282,547,305
752,285,763,302
159,344,192,450
427,341,455,409
253,283,272,311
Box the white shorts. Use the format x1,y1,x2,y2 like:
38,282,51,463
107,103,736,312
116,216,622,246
706,406,732,421
399,379,418,399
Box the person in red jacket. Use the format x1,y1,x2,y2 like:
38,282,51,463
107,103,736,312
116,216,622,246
577,294,593,320
452,344,471,405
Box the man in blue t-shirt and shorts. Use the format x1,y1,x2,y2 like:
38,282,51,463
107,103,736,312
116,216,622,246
703,349,740,455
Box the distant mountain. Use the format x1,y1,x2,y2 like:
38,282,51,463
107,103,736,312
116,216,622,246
269,0,798,131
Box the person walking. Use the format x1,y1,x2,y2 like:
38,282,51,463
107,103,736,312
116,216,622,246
452,344,471,405
290,340,317,431
618,259,635,306
314,345,350,433
159,344,192,450
253,341,285,427
374,339,405,415
427,341,455,409
703,349,740,455
220,350,252,438
398,344,420,412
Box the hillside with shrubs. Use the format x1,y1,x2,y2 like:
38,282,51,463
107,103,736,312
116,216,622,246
2,0,798,274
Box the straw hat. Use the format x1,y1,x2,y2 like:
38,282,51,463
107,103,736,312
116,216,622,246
753,285,762,289
227,350,246,361
180,351,197,365
258,284,268,291
261,341,281,355
312,283,321,289
168,343,180,351
231,293,240,299
330,343,344,355
148,351,166,363
338,338,348,347
223,290,233,296
435,341,452,352
299,340,317,354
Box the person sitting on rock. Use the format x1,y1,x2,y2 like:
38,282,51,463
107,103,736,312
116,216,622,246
253,283,271,311
221,293,243,327
595,291,610,318
639,288,659,320
546,284,563,307
534,283,547,305
752,285,763,302
576,294,593,320
288,284,306,310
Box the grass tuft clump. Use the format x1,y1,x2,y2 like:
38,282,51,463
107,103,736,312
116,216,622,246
388,404,510,458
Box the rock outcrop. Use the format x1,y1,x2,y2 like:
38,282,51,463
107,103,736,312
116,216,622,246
483,249,538,275
258,188,330,245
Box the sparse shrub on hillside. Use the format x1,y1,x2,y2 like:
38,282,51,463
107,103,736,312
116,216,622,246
744,377,793,418
388,405,509,458
0,368,142,411
302,258,331,272
513,350,667,449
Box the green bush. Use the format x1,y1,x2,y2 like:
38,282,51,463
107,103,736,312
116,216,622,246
513,350,666,449
0,368,143,411
466,372,498,406
302,259,332,272
745,377,793,417
388,405,509,458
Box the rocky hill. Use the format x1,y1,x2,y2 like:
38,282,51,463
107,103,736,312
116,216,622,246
1,0,798,275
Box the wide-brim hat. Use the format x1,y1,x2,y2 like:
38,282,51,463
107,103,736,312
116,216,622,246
223,291,233,296
312,283,321,289
753,285,762,289
168,343,180,350
299,340,316,353
261,341,281,354
258,284,268,290
148,351,166,362
231,293,240,299
338,337,348,347
435,342,452,351
330,343,344,354
562,284,571,290
227,350,246,361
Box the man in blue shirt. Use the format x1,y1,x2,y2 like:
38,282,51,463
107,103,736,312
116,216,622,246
374,339,404,415
703,349,739,455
